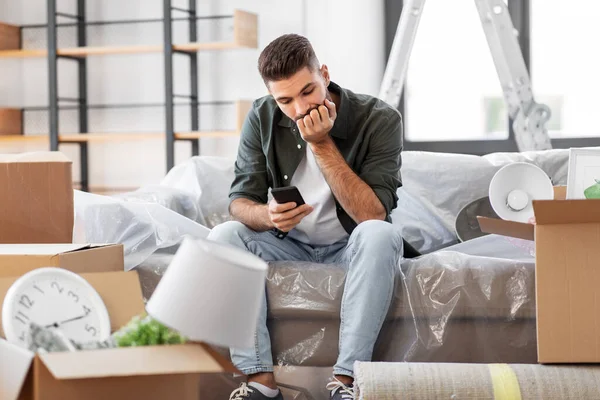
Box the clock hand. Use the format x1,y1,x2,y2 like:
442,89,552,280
57,314,87,325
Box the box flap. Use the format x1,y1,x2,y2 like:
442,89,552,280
39,343,237,380
533,199,600,225
58,244,124,275
0,152,70,163
477,216,534,241
0,244,90,256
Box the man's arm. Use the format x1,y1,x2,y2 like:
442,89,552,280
229,102,314,232
229,198,273,231
310,138,386,222
298,99,402,223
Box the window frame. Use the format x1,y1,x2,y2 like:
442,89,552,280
384,0,600,155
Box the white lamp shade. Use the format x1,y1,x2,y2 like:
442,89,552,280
0,338,33,400
145,237,268,349
489,162,554,223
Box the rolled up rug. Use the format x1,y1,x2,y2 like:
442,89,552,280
354,362,600,400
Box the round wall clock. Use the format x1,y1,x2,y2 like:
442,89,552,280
2,267,111,349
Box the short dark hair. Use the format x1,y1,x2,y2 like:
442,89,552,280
258,34,320,85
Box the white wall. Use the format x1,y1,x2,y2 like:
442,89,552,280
0,0,385,189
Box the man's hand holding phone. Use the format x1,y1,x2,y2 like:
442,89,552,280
268,199,313,233
269,186,313,233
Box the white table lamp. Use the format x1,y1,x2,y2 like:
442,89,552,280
146,237,268,349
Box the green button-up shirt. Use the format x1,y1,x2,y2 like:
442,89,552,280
229,81,404,236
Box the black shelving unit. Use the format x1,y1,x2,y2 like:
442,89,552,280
47,0,90,191
163,0,199,170
0,3,257,192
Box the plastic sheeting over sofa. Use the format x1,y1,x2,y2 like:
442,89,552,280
134,234,538,368
72,148,569,269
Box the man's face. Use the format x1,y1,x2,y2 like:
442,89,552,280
268,65,332,122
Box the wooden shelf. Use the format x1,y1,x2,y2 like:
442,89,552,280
0,131,242,143
0,49,47,58
73,184,140,195
58,45,162,57
0,133,162,143
175,130,239,139
59,132,163,142
0,99,251,143
0,10,258,59
0,135,46,143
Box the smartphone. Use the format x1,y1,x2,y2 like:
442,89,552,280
271,186,305,207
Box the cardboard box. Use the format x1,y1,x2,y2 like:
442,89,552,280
0,22,20,51
478,186,600,363
0,243,124,278
0,108,22,136
0,271,237,400
0,152,74,244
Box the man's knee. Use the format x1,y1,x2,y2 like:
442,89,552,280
351,220,404,254
207,220,252,246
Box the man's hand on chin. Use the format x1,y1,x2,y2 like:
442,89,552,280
297,99,337,145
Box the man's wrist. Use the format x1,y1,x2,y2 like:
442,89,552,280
261,203,275,230
309,135,335,154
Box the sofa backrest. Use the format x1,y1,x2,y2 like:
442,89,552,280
158,149,570,253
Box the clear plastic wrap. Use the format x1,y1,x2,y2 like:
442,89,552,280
71,150,565,268
159,155,234,228
71,156,235,271
73,190,210,271
135,235,536,353
261,235,536,368
132,234,537,399
114,185,205,224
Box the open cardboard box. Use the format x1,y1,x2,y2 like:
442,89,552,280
0,271,237,400
0,244,124,278
478,186,600,363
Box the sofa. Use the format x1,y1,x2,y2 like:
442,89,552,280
74,148,571,399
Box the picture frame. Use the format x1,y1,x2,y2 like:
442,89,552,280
566,148,600,199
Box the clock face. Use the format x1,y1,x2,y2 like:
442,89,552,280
2,267,111,349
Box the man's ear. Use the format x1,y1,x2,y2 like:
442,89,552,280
320,64,330,86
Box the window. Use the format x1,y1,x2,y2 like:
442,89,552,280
404,0,508,141
484,95,564,137
531,0,600,138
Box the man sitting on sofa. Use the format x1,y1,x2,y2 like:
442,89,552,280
208,33,409,400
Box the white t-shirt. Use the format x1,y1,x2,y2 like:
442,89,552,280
287,146,349,245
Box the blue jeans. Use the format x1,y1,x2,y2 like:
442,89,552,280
206,219,403,378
